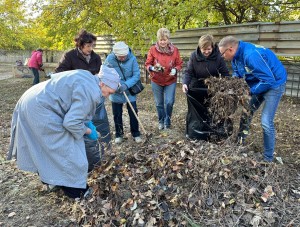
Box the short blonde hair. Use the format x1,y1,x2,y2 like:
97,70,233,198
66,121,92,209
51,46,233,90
198,34,214,49
157,28,170,40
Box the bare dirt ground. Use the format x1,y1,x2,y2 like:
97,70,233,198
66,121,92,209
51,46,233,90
0,64,299,226
0,64,13,80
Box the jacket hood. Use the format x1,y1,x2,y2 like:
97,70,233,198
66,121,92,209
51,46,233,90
195,43,220,62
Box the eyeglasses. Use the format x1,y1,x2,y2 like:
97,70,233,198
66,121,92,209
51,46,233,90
220,47,230,56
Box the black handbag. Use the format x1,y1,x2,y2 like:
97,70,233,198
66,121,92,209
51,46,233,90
117,61,144,95
128,79,144,95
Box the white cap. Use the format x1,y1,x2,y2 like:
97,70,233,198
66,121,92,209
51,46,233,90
113,41,129,56
98,65,120,90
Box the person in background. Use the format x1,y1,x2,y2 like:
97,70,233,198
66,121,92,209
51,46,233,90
145,28,183,130
182,34,229,92
7,67,120,199
218,36,287,162
55,29,111,169
182,34,230,140
28,48,43,85
104,41,142,144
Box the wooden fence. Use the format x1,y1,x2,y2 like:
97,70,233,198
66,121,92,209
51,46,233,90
171,21,300,57
95,21,300,98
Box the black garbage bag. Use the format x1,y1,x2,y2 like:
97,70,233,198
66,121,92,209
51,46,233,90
185,88,212,140
185,88,233,141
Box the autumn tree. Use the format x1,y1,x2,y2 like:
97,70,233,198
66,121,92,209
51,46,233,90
1,0,299,51
0,0,28,49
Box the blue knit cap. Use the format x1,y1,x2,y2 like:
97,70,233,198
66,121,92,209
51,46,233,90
98,65,120,90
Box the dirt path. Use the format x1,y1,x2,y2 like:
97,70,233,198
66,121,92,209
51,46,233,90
0,74,13,80
0,63,13,80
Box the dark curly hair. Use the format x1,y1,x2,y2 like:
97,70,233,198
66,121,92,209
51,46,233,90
74,29,97,48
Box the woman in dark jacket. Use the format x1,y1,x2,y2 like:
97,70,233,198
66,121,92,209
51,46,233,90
55,29,109,171
182,34,230,140
182,34,229,91
55,30,101,75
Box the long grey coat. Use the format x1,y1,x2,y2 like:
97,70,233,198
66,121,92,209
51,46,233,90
7,70,102,188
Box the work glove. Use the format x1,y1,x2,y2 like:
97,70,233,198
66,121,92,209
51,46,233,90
85,121,98,141
170,68,177,76
117,84,128,93
182,84,188,93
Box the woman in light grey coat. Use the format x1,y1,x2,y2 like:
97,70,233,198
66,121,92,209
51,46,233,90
7,68,120,198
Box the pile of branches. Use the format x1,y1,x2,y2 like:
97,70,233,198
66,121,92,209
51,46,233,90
72,141,300,226
205,76,251,125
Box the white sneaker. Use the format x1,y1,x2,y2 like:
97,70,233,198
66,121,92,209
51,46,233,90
134,136,143,143
115,137,123,144
158,123,164,130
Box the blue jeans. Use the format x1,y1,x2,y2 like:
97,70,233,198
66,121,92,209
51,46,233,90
30,68,40,85
151,81,176,127
84,98,111,172
112,101,140,138
239,84,285,161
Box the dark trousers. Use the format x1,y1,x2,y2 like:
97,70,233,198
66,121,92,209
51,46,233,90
112,101,140,138
30,67,40,85
84,99,111,172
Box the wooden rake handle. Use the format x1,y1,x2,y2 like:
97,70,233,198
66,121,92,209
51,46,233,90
122,90,147,135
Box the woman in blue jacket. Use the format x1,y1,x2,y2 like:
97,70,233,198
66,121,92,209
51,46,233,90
104,42,142,144
219,36,287,162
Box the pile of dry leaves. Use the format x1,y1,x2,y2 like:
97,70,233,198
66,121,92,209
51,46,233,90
73,140,299,226
205,76,251,125
71,77,300,226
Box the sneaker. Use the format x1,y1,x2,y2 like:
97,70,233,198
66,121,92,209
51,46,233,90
134,136,143,143
115,137,123,144
158,123,164,130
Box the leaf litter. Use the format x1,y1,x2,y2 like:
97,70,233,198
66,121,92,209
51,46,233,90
0,75,299,226
70,77,300,226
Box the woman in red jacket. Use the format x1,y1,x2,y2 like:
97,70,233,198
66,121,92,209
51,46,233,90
145,28,183,130
28,48,43,85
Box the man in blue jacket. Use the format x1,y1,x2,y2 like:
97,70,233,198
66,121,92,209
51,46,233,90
219,36,287,162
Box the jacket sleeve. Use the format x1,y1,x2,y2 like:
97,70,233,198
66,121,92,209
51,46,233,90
37,52,43,68
55,52,73,73
145,47,155,71
182,53,194,85
95,55,102,74
174,48,183,71
125,57,141,88
231,61,241,78
63,83,99,140
246,51,275,95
